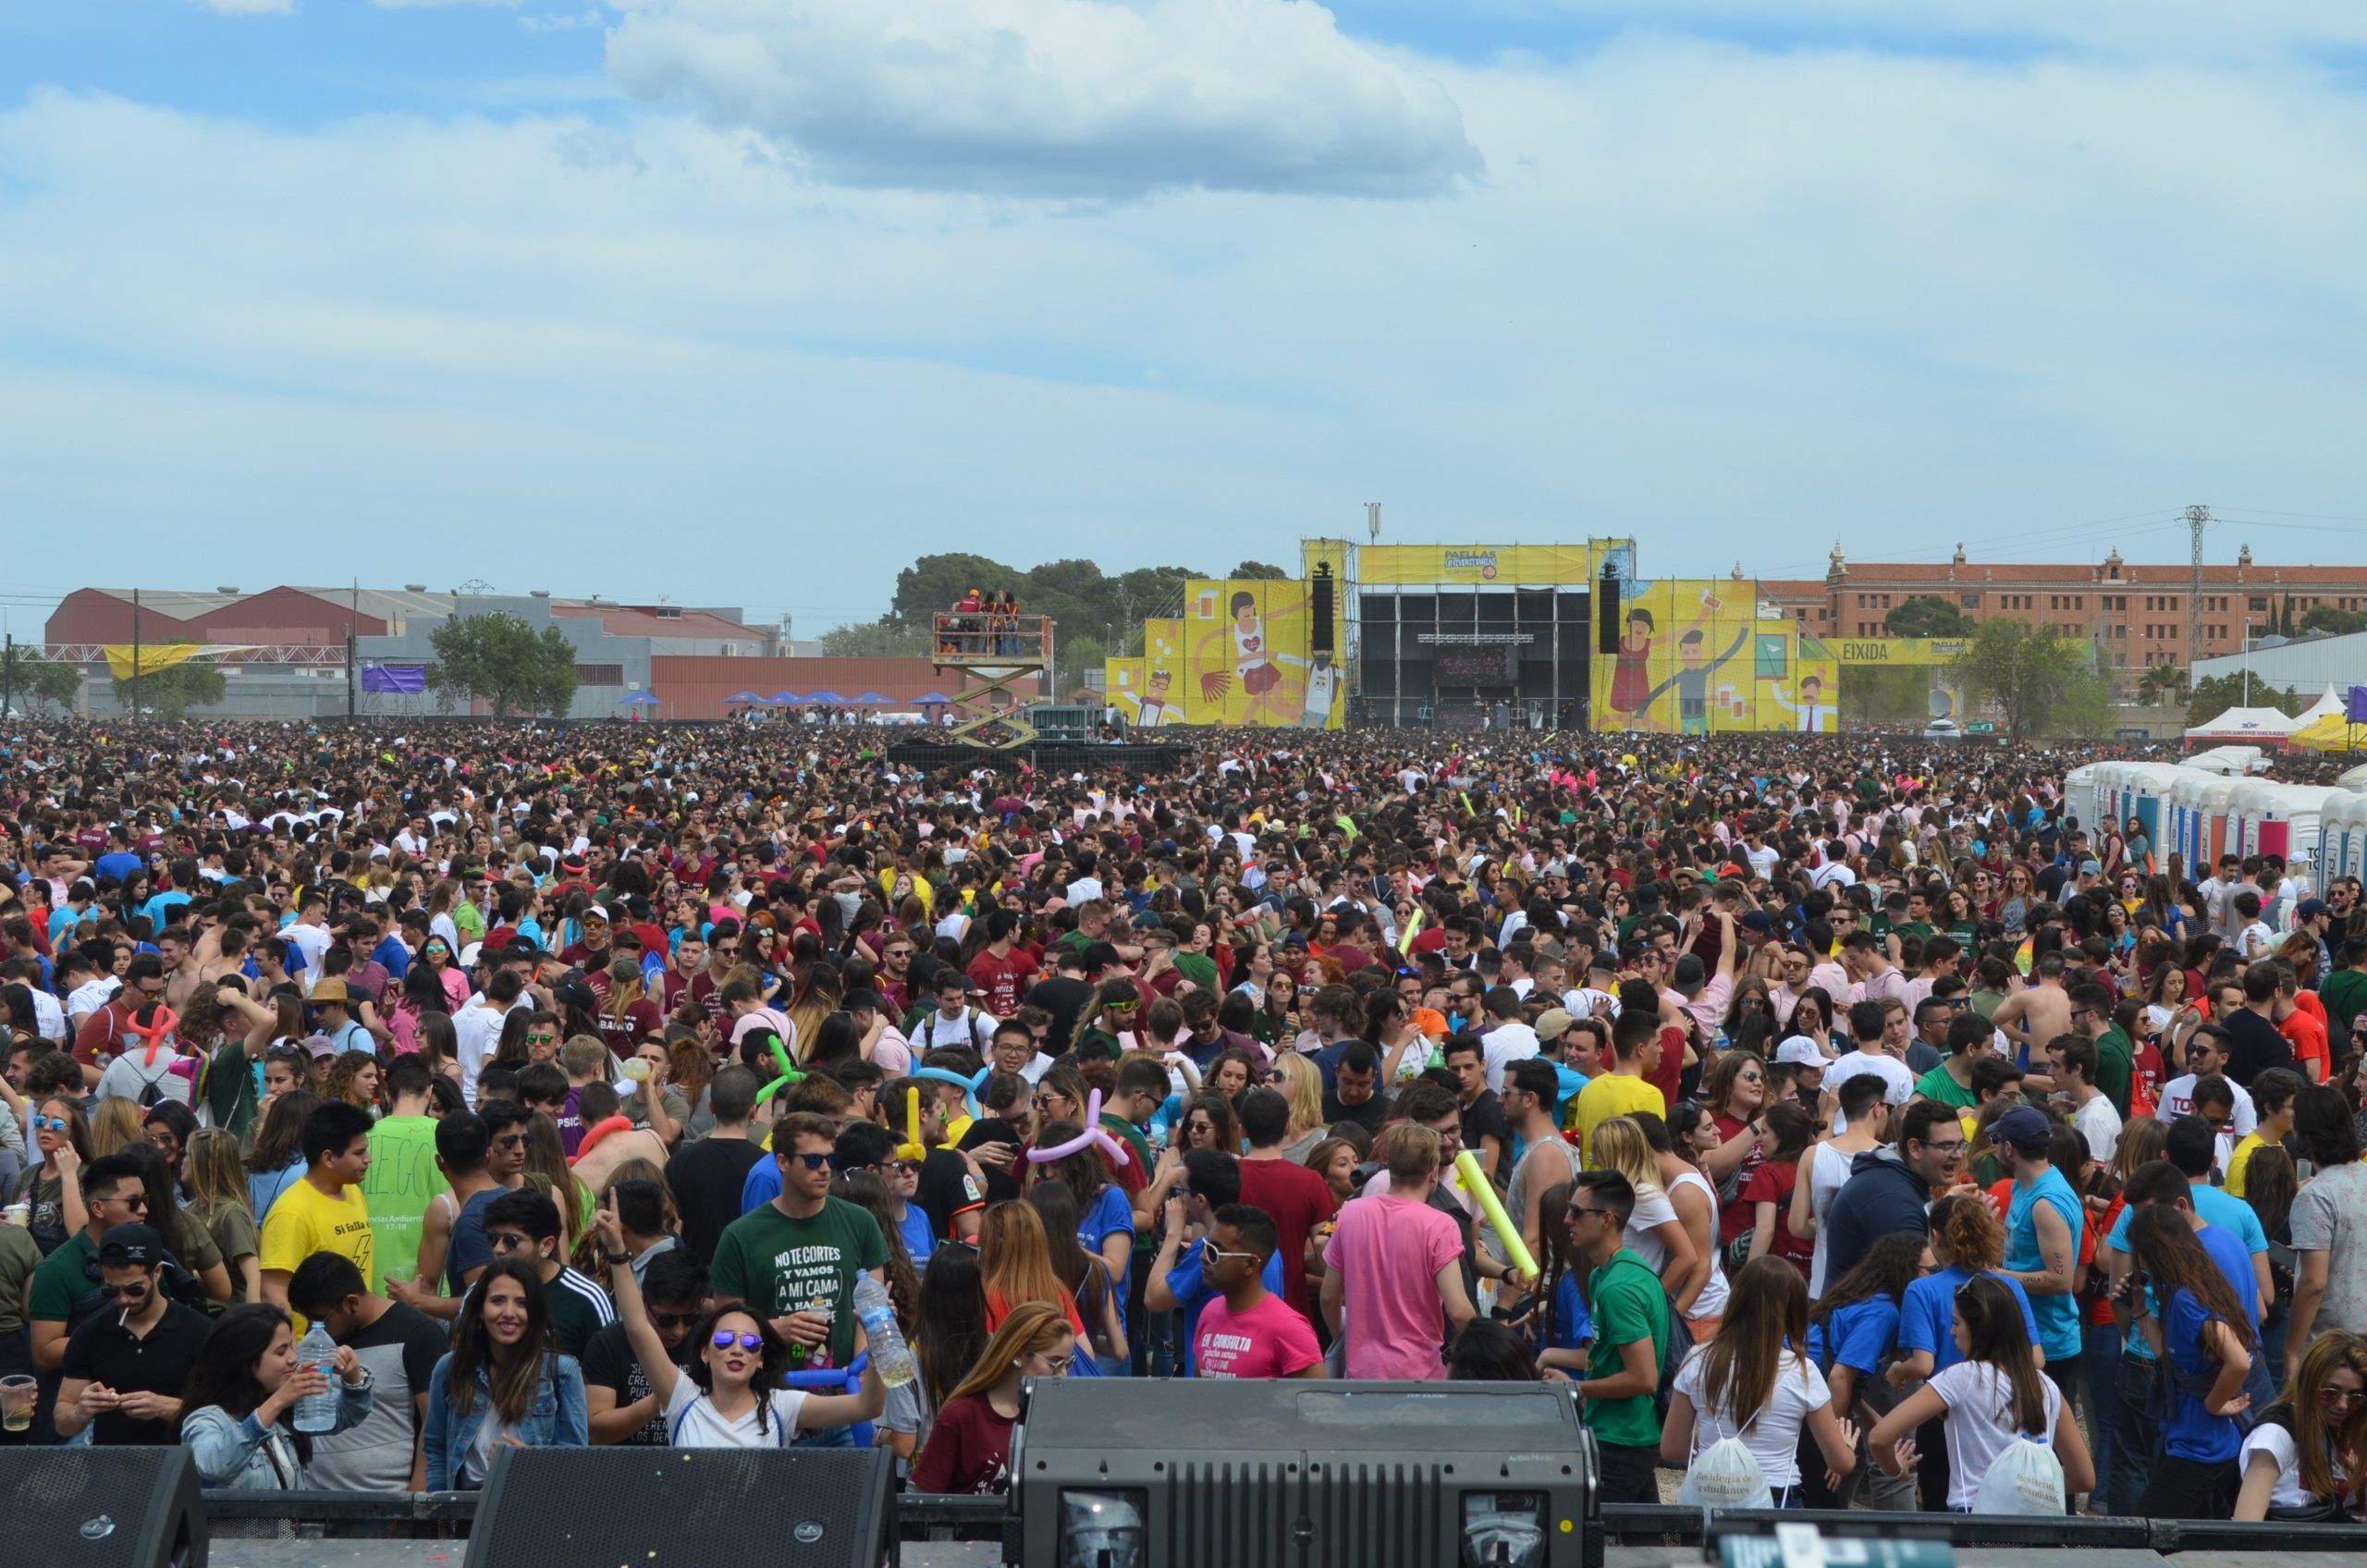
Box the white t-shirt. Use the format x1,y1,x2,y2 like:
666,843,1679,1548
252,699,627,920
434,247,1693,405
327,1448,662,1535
1824,1052,1914,1133
1673,1348,1831,1488
2160,1074,2256,1135
1804,1141,1858,1298
2237,1420,2341,1513
2072,1095,2123,1166
663,1377,808,1449
2237,921,2276,962
1926,1359,2061,1512
1479,1021,1540,1094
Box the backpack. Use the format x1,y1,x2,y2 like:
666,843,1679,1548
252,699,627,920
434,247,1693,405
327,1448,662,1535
1678,1435,1771,1510
1970,1437,2066,1515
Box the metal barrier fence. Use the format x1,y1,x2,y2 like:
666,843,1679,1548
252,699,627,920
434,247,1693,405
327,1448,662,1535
200,1490,2367,1555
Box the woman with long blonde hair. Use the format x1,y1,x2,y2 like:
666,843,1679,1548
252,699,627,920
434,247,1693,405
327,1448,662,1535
1269,1053,1327,1161
185,1128,262,1304
977,1201,1085,1337
909,1301,1073,1494
1588,1115,1701,1312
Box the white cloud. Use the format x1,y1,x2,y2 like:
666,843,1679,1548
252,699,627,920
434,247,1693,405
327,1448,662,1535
603,0,1481,197
7,29,2367,612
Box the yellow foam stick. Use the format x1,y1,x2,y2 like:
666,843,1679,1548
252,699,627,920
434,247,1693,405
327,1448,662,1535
1454,1149,1538,1284
896,1086,927,1163
1397,904,1426,955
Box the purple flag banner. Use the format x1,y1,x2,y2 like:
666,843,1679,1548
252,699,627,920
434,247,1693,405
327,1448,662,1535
361,664,427,694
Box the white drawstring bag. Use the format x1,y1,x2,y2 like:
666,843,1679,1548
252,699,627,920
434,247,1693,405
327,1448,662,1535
1679,1435,1772,1510
1971,1437,2065,1514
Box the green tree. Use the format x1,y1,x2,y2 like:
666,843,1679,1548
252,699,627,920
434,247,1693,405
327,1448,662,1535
2300,604,2367,638
112,660,226,721
2,645,83,713
819,620,928,657
1950,619,2111,741
2184,672,2308,727
1058,633,1110,697
428,613,579,717
1231,560,1291,581
1884,595,1972,639
2277,595,2296,638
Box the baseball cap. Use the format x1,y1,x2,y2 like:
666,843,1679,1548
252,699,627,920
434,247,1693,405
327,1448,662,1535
1993,1105,2054,1153
300,1033,338,1060
1738,911,1774,936
1774,1036,1829,1068
1534,1008,1576,1041
2298,898,2330,920
97,1223,166,1268
1672,954,1706,995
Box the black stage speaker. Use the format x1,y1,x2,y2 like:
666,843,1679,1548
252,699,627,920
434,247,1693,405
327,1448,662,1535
1310,563,1336,655
0,1445,205,1568
1010,1378,1598,1568
465,1446,895,1568
1598,558,1622,655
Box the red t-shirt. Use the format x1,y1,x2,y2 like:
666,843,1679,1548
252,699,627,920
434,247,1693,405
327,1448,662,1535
1712,1113,1765,1242
908,1394,1013,1495
1646,1024,1686,1109
595,998,663,1060
1194,1291,1322,1378
965,947,1039,1018
2279,1007,2329,1083
1736,1160,1811,1274
1237,1156,1339,1318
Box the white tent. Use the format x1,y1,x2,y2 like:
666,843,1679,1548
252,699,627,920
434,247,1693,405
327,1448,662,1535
2291,685,2347,727
2186,705,2302,742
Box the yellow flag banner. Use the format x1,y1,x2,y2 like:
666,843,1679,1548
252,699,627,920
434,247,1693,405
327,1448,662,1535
104,643,205,680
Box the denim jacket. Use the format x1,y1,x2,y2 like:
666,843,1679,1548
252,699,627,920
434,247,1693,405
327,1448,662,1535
183,1374,376,1490
423,1352,587,1490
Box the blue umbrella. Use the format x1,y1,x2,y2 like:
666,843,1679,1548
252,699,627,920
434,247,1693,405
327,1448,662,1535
853,692,887,705
915,692,951,704
724,691,763,704
767,692,804,704
620,692,662,705
807,692,847,704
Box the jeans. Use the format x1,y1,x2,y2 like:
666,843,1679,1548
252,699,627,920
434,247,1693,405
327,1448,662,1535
2108,1345,2162,1519
2085,1326,2120,1512
793,1421,855,1450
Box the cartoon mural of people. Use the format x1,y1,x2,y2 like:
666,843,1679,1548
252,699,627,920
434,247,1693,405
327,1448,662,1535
1608,606,1655,718
1300,651,1340,729
1136,667,1178,727
1193,588,1308,725
1771,672,1838,731
1674,628,1712,734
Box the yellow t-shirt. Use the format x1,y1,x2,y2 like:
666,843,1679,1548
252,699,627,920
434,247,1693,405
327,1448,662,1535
1574,1073,1667,1163
2225,1132,2268,1199
259,1177,375,1287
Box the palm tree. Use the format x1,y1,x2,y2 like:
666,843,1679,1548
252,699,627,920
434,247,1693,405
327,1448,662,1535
2135,663,2189,707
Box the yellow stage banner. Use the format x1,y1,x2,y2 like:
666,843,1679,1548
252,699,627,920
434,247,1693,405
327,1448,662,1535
1592,580,1836,733
104,643,204,680
1349,539,1637,586
1832,637,1969,665
1179,581,1343,729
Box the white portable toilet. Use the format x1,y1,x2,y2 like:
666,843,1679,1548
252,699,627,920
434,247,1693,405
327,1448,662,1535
2189,776,2245,873
2063,764,2103,837
2321,790,2367,885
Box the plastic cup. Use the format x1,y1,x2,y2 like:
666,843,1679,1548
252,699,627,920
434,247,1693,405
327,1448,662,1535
1,1202,28,1228
0,1376,34,1433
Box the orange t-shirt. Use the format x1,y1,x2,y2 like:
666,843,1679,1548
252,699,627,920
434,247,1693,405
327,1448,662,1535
2279,1006,2329,1083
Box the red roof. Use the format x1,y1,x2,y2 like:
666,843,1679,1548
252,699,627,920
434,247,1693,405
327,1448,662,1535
550,605,764,641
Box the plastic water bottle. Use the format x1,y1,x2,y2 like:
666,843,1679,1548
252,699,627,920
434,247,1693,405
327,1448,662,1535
852,1275,914,1389
293,1322,341,1433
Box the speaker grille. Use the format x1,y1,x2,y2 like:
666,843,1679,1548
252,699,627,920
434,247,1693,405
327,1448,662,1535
466,1448,889,1568
1308,1461,1444,1568
0,1447,201,1568
1164,1460,1298,1566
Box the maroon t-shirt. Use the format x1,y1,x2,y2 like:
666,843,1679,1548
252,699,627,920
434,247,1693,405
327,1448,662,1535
965,948,1039,1018
1236,1156,1338,1321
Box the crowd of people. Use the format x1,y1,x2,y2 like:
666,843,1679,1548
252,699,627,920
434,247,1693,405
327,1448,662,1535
0,718,2363,1525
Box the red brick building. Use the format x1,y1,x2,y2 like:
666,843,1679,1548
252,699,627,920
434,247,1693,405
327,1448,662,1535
1759,543,2367,694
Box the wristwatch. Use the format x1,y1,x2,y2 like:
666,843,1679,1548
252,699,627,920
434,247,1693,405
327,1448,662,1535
604,1251,631,1266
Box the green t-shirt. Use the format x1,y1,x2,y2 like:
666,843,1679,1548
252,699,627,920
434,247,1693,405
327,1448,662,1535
202,1042,264,1145
710,1196,888,1368
28,1230,97,1325
1584,1248,1668,1449
0,1223,41,1336
2321,968,2367,1039
1913,1064,1979,1109
360,1114,448,1294
2093,1026,2135,1118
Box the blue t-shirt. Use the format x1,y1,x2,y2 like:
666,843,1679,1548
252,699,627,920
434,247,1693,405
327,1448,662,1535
2105,1197,2264,1361
1078,1186,1136,1330
1165,1237,1285,1375
372,935,413,982
897,1203,936,1271
1809,1295,1901,1377
140,889,191,933
2005,1169,2085,1362
2106,1185,2266,1257
94,851,143,886
2161,1287,2242,1464
446,1186,503,1294
1899,1266,2038,1373
250,1159,304,1227
1548,1271,1593,1353
742,1157,781,1213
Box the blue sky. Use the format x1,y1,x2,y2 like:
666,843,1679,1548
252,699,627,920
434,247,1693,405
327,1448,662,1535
6,0,2367,633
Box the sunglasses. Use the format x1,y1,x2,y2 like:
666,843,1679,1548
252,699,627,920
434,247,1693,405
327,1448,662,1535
788,1152,832,1170
485,1231,535,1252
1202,1244,1261,1266
103,1193,150,1211
711,1330,764,1352
650,1310,704,1330
32,1114,68,1133
1103,999,1139,1013
100,1280,153,1302
493,1133,533,1150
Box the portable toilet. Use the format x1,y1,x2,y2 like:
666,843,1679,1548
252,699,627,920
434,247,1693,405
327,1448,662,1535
2063,764,2103,836
2189,776,2245,873
2116,764,2191,858
2324,790,2367,884
2341,761,2367,790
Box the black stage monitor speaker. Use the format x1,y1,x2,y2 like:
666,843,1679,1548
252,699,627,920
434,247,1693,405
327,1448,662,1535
1598,559,1622,656
1010,1378,1598,1568
465,1446,895,1568
0,1445,205,1568
1310,563,1336,655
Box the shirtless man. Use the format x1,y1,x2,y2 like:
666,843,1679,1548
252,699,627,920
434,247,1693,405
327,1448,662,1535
1989,950,2071,1092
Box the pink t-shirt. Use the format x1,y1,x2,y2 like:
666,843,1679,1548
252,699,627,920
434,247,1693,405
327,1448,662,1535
1321,1193,1465,1380
1194,1292,1321,1379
